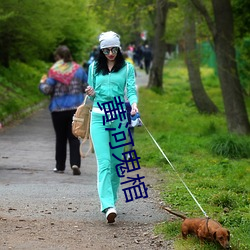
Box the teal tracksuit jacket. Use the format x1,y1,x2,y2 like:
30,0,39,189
87,62,138,212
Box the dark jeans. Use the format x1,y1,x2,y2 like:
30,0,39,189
51,110,80,171
144,59,151,74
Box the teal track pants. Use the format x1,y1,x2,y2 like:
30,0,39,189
90,111,128,212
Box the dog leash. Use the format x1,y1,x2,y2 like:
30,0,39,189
139,118,209,218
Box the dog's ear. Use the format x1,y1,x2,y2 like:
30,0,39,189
213,231,217,240
227,230,230,240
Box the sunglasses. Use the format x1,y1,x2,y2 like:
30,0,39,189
102,47,119,55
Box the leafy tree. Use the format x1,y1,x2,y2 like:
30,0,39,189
148,0,177,89
190,0,250,134
53,1,99,62
232,0,250,40
0,0,99,67
91,0,155,47
232,0,250,95
0,0,57,66
183,1,218,114
164,1,184,44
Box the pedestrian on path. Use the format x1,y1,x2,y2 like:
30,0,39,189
143,44,153,75
85,31,138,223
39,45,88,175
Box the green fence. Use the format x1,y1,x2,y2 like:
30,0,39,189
198,39,250,95
198,41,217,74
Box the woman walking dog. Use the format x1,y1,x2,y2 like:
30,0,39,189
85,31,138,223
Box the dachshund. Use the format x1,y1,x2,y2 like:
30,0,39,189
162,206,231,249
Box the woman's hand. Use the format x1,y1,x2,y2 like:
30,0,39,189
131,103,138,116
85,86,95,97
40,74,47,83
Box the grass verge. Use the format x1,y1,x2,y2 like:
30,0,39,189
0,60,50,125
133,58,250,250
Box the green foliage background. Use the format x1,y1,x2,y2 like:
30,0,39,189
0,0,100,65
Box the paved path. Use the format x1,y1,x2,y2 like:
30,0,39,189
0,70,172,249
135,68,149,88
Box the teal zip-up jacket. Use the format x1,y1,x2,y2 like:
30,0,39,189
87,62,138,109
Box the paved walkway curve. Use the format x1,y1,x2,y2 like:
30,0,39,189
0,69,173,250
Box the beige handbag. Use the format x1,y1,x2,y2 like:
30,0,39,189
72,95,94,158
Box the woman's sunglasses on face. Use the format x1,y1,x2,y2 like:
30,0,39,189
102,47,118,55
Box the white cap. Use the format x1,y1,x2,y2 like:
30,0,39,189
99,31,121,49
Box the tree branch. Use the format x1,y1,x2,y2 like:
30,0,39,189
190,0,216,37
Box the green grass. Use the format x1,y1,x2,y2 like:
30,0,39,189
133,59,250,250
0,60,50,123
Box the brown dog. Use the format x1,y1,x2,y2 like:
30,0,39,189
162,207,231,249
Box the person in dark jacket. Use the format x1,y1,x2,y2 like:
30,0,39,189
143,44,152,74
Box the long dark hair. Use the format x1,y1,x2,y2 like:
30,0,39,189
95,48,126,75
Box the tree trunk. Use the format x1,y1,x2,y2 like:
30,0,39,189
184,4,218,114
147,0,169,89
191,0,250,134
212,0,250,134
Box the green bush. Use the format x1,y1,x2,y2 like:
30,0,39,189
210,135,250,159
210,191,237,209
0,60,49,122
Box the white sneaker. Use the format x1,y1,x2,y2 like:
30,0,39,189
53,168,64,173
105,208,117,223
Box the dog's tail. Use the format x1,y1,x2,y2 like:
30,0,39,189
161,206,187,220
